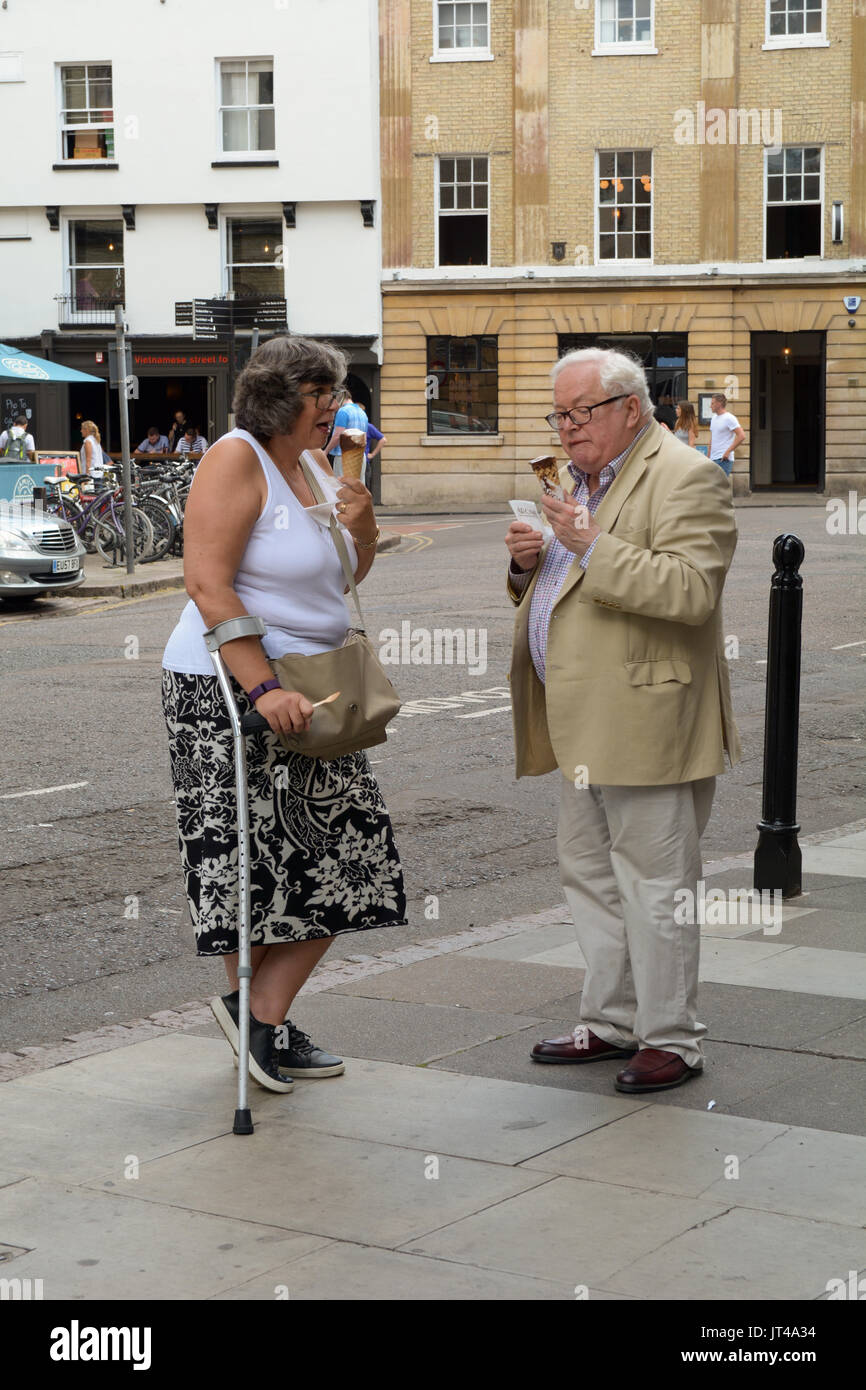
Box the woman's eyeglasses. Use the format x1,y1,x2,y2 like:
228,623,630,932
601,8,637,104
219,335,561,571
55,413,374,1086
299,388,349,409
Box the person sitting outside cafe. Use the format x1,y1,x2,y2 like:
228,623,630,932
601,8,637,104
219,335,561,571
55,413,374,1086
0,414,36,463
135,425,170,455
176,424,208,457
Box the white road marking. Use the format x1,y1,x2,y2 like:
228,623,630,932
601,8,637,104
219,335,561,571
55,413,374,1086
456,704,512,719
832,639,866,650
0,780,88,800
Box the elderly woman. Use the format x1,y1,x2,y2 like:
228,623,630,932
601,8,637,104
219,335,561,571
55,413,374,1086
161,335,406,1093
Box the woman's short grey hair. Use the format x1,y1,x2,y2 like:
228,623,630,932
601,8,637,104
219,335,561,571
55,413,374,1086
551,347,654,418
233,334,348,439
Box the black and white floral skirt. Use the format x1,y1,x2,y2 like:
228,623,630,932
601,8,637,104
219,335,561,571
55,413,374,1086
162,669,407,956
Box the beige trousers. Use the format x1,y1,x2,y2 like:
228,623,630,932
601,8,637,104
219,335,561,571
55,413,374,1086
557,776,716,1069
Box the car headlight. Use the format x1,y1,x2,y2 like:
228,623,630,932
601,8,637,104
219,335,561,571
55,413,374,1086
0,528,37,553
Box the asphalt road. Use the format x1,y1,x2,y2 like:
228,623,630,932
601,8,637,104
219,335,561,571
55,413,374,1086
1,503,863,1050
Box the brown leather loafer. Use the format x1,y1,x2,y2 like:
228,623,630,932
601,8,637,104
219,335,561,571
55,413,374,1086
614,1047,701,1093
531,1027,638,1064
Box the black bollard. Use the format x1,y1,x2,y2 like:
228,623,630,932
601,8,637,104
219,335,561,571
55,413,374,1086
754,533,805,898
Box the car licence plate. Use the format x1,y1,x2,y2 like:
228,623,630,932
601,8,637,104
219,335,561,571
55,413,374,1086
52,556,79,574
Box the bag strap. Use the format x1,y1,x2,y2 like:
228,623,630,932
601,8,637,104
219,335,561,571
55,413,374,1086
298,451,366,630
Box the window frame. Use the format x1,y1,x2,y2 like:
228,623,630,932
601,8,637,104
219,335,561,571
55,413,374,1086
426,334,499,436
56,61,115,164
593,0,658,57
430,0,493,63
594,149,654,266
762,0,829,50
221,213,285,296
216,56,276,158
64,214,125,312
763,144,824,262
435,154,490,268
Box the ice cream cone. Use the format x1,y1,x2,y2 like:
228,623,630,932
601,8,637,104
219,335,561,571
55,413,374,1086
529,454,564,500
340,428,366,480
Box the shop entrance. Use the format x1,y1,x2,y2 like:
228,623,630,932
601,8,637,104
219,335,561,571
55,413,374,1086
129,375,210,447
68,381,111,454
750,332,825,489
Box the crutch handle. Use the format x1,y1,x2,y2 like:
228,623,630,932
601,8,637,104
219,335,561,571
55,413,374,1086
241,711,270,734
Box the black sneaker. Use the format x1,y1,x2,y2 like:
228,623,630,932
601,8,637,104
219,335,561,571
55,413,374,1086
276,1021,345,1079
210,991,294,1094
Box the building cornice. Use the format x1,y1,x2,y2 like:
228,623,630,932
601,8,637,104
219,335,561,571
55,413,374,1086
382,262,866,292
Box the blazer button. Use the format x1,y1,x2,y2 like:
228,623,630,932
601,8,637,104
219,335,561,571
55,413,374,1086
348,702,359,712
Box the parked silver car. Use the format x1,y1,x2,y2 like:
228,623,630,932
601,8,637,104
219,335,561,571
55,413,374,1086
0,506,86,602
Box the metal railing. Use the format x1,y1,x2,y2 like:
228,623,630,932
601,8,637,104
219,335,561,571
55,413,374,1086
55,292,125,327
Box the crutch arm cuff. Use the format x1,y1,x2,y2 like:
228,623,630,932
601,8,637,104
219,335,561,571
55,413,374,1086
203,615,267,652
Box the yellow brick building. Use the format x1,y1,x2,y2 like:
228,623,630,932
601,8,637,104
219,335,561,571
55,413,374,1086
379,0,866,502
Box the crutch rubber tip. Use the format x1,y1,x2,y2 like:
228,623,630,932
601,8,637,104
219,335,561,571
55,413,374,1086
233,1108,254,1136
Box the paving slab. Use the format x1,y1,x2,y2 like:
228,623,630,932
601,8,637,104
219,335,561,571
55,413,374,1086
272,1056,647,1163
699,1125,866,1226
0,1177,330,1301
14,1033,260,1119
795,1016,866,1060
84,1127,551,1249
802,845,866,878
0,1078,232,1183
729,1056,866,1136
735,908,864,951
210,1242,582,1301
703,944,866,1000
520,1106,787,1199
604,1207,866,1301
271,992,543,1066
460,923,581,963
698,983,866,1051
332,954,586,1014
400,1175,729,1287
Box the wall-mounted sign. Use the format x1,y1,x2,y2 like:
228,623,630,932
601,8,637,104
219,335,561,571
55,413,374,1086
133,353,229,368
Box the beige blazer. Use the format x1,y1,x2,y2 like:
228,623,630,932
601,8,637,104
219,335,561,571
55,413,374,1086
508,421,742,786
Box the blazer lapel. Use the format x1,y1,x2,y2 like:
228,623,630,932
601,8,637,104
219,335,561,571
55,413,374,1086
550,422,662,612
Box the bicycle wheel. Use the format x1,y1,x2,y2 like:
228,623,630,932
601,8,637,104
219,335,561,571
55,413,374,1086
43,494,83,529
136,498,175,562
93,507,154,564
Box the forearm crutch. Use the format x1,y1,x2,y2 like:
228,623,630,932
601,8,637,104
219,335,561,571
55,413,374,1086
203,615,268,1136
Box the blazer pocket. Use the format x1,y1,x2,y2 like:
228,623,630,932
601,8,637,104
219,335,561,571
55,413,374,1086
618,526,650,548
625,658,692,685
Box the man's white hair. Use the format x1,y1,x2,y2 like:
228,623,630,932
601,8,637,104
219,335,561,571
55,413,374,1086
552,347,654,418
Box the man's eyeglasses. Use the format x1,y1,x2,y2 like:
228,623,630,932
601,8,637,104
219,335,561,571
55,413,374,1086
299,387,349,409
544,394,629,430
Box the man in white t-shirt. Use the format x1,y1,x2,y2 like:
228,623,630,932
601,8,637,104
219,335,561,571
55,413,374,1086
709,395,745,477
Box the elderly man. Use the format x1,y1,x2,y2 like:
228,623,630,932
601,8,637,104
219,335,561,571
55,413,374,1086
506,348,740,1093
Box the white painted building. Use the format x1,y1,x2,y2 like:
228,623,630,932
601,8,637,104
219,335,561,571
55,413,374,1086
0,0,382,463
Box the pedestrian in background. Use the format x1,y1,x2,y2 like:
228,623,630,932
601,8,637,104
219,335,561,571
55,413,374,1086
709,394,745,477
0,414,36,463
325,389,369,481
674,400,699,448
79,421,106,481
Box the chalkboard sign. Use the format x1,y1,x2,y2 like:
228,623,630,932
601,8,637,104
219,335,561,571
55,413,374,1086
2,393,35,433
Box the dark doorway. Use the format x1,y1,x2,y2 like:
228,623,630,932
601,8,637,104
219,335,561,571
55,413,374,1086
129,376,209,447
750,331,824,488
68,381,111,453
346,371,371,417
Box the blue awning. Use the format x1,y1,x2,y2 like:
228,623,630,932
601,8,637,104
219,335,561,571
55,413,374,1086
0,343,103,384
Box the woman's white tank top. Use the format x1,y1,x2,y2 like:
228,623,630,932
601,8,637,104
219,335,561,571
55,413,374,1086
162,428,357,676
